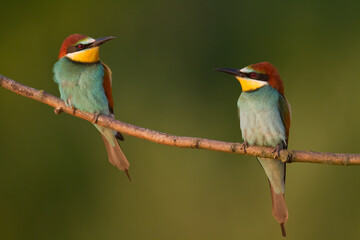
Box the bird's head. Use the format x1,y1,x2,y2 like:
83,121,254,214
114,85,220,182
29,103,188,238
214,62,284,95
58,34,115,63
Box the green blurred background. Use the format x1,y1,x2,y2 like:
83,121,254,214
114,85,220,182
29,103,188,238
1,0,360,239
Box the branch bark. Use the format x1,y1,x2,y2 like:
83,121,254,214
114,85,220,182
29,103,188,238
1,74,359,165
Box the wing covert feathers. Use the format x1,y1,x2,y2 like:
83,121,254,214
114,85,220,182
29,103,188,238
102,63,114,114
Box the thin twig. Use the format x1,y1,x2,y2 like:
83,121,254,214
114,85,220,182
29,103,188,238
1,74,359,165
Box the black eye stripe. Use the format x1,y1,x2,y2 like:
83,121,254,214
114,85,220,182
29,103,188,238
66,43,92,54
246,72,269,81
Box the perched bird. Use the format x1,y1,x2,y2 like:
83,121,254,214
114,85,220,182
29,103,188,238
215,62,291,237
53,34,130,179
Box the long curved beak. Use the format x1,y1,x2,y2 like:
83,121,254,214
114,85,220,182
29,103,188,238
90,36,116,48
213,68,245,77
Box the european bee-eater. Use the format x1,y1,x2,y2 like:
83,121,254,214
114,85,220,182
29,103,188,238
53,34,130,179
215,62,291,237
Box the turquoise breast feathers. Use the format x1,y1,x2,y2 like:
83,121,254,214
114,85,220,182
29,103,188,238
53,57,110,115
237,85,286,147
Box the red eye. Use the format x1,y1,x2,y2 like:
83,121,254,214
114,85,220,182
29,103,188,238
77,44,84,49
250,72,256,78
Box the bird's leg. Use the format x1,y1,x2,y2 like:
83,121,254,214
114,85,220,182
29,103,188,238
65,99,72,107
272,144,281,159
65,99,77,114
92,113,101,124
241,141,249,153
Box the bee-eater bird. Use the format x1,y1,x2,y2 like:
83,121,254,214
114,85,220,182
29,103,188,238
53,34,130,179
215,62,291,237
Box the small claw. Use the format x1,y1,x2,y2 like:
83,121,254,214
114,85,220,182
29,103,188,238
54,107,63,114
272,144,281,159
241,141,249,153
125,169,132,182
71,106,77,114
65,99,72,108
91,113,101,124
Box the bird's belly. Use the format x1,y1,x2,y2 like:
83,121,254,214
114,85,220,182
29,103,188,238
240,109,285,147
60,82,108,114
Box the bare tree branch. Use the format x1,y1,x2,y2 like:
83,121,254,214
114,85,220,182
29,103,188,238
1,74,359,165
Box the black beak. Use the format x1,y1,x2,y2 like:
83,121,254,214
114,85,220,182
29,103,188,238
90,36,116,48
213,68,245,77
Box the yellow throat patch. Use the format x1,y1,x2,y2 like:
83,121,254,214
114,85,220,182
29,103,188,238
66,47,100,63
236,76,268,92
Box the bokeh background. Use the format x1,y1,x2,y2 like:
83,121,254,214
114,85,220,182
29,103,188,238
1,0,360,239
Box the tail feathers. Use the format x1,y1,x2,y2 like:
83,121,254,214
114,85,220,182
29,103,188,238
101,135,130,180
280,223,286,238
269,182,288,237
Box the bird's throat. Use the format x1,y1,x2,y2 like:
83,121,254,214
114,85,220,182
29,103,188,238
236,77,268,92
66,47,100,63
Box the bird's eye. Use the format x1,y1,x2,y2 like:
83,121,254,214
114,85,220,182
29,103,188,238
249,72,256,79
77,44,84,49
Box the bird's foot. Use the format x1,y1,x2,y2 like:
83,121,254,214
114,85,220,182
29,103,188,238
54,107,63,114
65,99,72,107
272,144,281,159
71,106,77,114
64,99,77,114
92,113,101,124
241,141,249,153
